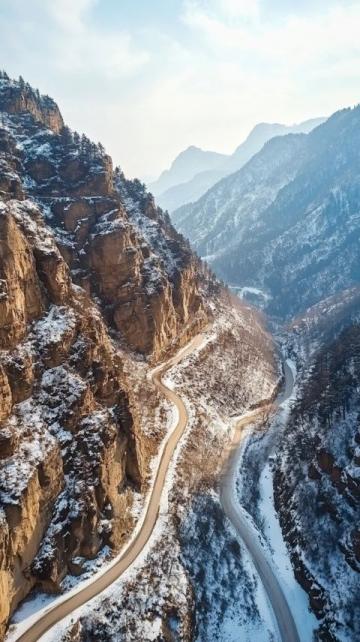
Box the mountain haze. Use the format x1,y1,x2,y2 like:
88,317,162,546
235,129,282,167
149,145,227,197
173,106,360,318
153,117,325,212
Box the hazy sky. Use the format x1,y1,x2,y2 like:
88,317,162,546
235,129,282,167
1,0,360,180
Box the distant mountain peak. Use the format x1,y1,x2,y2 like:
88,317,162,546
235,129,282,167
150,145,228,197
153,116,326,212
171,104,360,319
183,144,203,153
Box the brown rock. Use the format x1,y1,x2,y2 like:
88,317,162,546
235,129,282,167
34,248,71,305
0,427,17,459
0,84,64,133
0,212,44,348
2,346,34,403
317,449,334,474
0,443,63,636
0,365,12,421
27,159,56,182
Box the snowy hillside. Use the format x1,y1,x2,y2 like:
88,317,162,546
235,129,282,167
275,323,360,641
173,105,360,319
154,118,324,212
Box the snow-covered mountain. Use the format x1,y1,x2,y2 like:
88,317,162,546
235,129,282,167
2,71,359,642
0,72,279,641
275,315,360,641
222,118,324,176
0,72,216,636
173,105,360,318
153,118,325,212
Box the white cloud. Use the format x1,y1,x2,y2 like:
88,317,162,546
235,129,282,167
46,0,150,77
75,0,360,177
1,0,360,178
54,30,150,78
184,0,260,22
214,0,260,20
47,0,96,33
183,0,360,69
0,0,150,79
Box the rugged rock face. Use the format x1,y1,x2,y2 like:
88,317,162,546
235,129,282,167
173,106,360,319
0,73,210,358
0,74,215,638
0,202,143,636
274,324,360,641
51,301,279,642
0,77,63,134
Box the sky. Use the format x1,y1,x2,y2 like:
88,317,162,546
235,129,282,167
1,0,360,180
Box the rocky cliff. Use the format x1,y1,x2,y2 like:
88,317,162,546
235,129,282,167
0,73,215,638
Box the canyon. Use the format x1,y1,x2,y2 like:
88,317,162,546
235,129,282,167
1,71,359,642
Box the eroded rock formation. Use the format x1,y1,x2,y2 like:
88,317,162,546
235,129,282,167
0,74,215,638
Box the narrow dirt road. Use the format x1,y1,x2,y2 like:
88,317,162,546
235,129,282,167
12,333,205,642
220,361,300,642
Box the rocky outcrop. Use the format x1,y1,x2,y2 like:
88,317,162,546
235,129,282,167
0,73,211,358
0,204,157,637
0,208,44,347
0,76,63,134
0,74,215,638
0,365,11,422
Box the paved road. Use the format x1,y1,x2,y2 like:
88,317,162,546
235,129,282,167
13,333,205,642
220,361,300,642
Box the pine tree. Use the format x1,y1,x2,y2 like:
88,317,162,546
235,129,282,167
61,125,73,147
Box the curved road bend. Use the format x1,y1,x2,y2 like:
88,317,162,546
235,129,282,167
220,361,300,642
14,333,206,642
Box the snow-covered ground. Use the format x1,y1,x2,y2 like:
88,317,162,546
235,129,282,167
258,462,317,641
7,307,280,642
234,359,317,642
6,332,208,642
180,490,278,642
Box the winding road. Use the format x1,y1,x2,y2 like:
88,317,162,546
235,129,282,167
11,333,206,642
220,361,300,642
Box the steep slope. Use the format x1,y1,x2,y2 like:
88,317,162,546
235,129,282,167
0,73,211,358
0,73,216,638
27,300,279,642
173,133,306,257
275,323,360,641
156,118,324,212
222,118,324,176
174,105,360,319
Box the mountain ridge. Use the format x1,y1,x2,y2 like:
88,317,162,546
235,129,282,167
152,117,325,212
172,104,360,318
0,72,219,637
